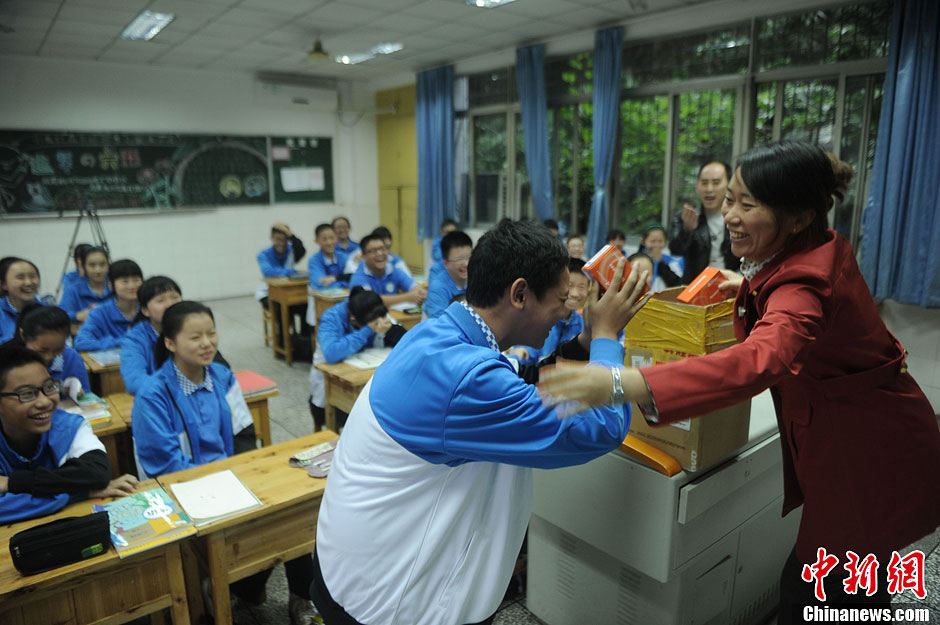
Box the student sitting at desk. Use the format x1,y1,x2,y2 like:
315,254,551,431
0,257,43,344
120,276,183,395
370,226,412,277
2,304,89,399
423,230,472,319
331,216,359,256
349,234,426,308
74,259,143,352
308,287,406,431
254,222,306,305
431,218,458,264
62,242,92,289
0,346,138,524
59,246,111,322
132,301,320,625
308,223,350,290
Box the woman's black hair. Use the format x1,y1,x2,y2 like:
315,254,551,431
73,243,92,263
107,259,143,290
0,345,47,389
737,141,853,249
347,286,387,325
134,276,182,323
81,246,109,265
8,303,70,344
466,219,569,308
153,301,214,368
639,224,667,253
0,257,40,288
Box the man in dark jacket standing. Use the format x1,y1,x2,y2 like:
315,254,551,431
669,161,740,282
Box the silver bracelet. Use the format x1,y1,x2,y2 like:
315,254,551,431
610,367,624,404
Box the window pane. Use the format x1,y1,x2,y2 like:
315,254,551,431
515,112,533,220
674,89,736,213
617,96,668,236
472,113,507,225
758,1,892,71
546,52,593,100
554,104,575,231
468,69,517,108
780,79,838,150
574,101,594,236
754,82,777,146
622,24,750,89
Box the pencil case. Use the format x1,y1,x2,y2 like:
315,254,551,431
9,511,111,575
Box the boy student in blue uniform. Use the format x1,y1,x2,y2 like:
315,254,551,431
423,230,472,319
370,226,412,277
74,260,143,352
0,346,138,524
308,287,406,431
312,219,649,625
349,233,427,308
431,218,458,263
120,276,183,395
62,242,92,288
132,301,320,625
255,222,311,345
59,245,111,322
331,216,359,256
0,257,43,343
308,223,351,290
2,304,90,399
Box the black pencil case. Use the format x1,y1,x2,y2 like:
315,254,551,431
9,511,111,575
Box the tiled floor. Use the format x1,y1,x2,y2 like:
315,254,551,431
201,295,940,625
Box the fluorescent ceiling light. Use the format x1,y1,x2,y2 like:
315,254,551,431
121,10,174,41
336,42,404,65
468,0,518,7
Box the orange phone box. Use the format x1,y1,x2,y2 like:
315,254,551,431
583,245,649,295
677,266,726,305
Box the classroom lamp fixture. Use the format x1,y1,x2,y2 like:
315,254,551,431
121,10,174,41
336,42,404,65
467,0,518,7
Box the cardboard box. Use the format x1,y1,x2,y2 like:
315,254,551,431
677,266,727,306
624,287,750,472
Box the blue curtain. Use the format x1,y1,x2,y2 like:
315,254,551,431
416,65,455,240
860,0,940,307
516,44,554,222
585,27,624,255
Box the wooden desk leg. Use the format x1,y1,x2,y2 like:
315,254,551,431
249,400,272,447
166,543,192,625
324,376,337,433
180,540,206,625
281,297,293,366
268,297,279,360
207,533,233,625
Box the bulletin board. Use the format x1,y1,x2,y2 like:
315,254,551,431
270,136,334,203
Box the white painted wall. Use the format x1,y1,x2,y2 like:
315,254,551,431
0,54,380,300
879,300,940,414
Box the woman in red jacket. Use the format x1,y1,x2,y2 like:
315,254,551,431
540,141,940,623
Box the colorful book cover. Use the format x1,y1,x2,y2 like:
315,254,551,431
93,488,196,558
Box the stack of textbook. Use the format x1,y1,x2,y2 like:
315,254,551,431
94,488,196,558
234,370,277,398
59,392,111,429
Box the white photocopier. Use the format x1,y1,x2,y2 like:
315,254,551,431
528,390,801,625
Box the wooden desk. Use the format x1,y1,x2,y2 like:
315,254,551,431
0,480,190,625
157,432,337,625
81,351,126,396
312,288,348,325
94,410,130,479
266,276,310,366
108,390,276,448
389,309,422,331
315,361,375,432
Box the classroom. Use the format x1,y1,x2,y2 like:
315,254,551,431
1,0,939,624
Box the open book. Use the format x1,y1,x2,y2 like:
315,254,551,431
169,469,262,527
86,348,121,367
93,488,196,558
59,393,111,429
344,347,393,370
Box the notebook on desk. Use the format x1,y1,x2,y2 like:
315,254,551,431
169,469,262,527
344,347,392,370
93,487,196,558
86,348,121,367
59,394,112,429
234,370,277,398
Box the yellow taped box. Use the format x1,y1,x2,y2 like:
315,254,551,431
625,287,750,473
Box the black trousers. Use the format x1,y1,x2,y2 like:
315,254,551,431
231,553,315,602
310,549,495,625
777,547,892,624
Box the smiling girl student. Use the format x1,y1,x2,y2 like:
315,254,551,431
2,303,90,400
73,259,143,351
0,346,138,524
59,246,111,322
0,257,43,343
120,276,183,395
132,301,320,624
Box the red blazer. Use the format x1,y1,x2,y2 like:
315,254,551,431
642,230,940,563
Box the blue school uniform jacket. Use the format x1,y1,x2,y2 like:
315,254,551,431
48,346,91,393
73,298,136,351
63,269,80,286
531,311,584,363
423,268,465,319
316,302,629,625
349,263,415,296
318,302,383,364
337,239,360,255
0,410,105,523
431,235,443,263
59,277,111,321
255,243,299,300
120,321,159,395
0,297,43,343
132,360,253,478
308,249,349,290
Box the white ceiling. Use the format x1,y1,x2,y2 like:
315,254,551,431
0,0,715,84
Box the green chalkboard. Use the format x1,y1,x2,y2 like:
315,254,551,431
270,136,334,203
0,131,270,214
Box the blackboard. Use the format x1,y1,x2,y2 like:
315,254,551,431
270,136,334,203
0,131,270,214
